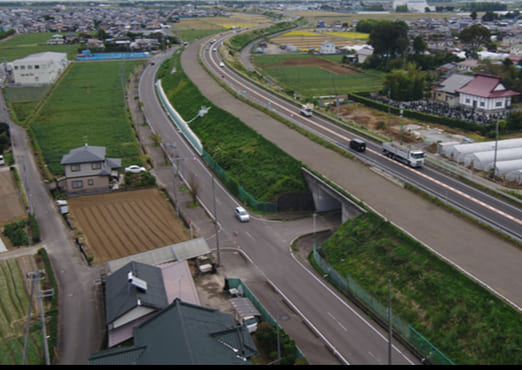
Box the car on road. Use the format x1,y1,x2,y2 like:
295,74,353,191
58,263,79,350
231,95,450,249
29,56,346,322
219,62,225,67
213,48,217,52
125,165,146,174
235,206,250,222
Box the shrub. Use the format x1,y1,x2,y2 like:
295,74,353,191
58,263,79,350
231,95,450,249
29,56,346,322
3,220,29,246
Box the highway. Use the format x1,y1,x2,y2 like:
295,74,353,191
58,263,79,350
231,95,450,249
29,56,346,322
140,50,418,364
203,35,522,243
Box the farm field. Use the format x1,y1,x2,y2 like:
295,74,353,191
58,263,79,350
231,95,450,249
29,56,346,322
0,32,79,61
67,188,190,264
253,53,384,96
0,169,26,227
0,256,47,365
28,60,143,177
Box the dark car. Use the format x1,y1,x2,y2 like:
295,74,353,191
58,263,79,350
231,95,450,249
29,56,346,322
350,139,366,152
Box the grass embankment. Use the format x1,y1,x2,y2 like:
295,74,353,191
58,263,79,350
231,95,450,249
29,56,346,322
318,212,522,364
157,51,308,203
27,60,143,177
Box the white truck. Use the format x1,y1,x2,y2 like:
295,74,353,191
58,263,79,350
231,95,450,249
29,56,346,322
229,297,261,333
382,142,425,168
299,103,313,117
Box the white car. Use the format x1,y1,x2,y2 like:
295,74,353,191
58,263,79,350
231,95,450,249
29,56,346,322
219,62,225,68
235,206,250,222
125,165,146,174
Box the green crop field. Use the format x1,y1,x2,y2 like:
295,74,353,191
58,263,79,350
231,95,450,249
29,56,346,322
0,259,44,365
253,53,384,96
29,60,143,176
0,33,80,61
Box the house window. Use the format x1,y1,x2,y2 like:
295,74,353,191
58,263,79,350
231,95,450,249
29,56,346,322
92,162,102,170
88,179,94,185
496,101,502,107
72,180,83,189
480,102,485,107
465,98,470,104
35,65,40,69
71,164,80,172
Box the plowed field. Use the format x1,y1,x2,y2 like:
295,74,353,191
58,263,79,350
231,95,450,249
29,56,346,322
68,188,190,264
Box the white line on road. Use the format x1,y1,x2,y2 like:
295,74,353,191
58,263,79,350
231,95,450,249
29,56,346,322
327,312,348,331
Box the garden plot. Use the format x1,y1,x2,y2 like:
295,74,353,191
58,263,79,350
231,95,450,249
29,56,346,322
67,188,190,264
0,169,25,226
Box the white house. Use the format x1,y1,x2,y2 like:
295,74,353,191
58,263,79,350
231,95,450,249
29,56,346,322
9,51,68,86
319,40,337,54
455,74,519,115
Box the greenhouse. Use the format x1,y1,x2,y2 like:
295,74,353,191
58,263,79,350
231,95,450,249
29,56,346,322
505,169,522,184
464,147,522,171
494,159,522,177
443,138,522,163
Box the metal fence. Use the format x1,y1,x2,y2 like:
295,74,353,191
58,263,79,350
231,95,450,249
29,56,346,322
312,245,454,365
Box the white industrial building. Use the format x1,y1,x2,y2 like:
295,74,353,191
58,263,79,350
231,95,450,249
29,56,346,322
7,51,68,86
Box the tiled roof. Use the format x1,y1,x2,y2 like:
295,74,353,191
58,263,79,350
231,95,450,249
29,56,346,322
456,74,520,98
60,144,106,165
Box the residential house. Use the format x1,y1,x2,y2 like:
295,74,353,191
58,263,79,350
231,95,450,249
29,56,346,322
46,34,64,45
89,298,258,365
356,46,374,64
104,259,202,347
59,144,121,194
455,74,520,116
433,73,474,107
319,40,337,54
456,59,479,73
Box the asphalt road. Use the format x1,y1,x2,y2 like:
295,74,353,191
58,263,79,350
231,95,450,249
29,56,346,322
187,36,522,312
0,90,105,365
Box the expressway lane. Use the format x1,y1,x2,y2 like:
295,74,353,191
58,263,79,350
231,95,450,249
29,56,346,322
141,48,419,364
206,35,522,242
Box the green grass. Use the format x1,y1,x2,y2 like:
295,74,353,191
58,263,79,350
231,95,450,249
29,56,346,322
176,29,224,42
158,51,308,203
29,60,143,176
319,212,522,364
0,32,80,61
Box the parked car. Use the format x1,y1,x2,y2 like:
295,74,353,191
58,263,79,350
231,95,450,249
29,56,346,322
125,165,146,174
235,206,250,222
0,155,4,166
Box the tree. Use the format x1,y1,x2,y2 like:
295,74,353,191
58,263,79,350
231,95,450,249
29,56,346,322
413,35,427,54
383,63,427,101
458,24,491,59
471,11,477,20
369,20,409,61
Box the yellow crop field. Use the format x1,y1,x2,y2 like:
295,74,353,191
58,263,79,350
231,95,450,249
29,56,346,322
176,13,268,30
280,30,322,37
324,31,369,41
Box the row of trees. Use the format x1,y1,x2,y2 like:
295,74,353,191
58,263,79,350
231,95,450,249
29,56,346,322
355,19,521,104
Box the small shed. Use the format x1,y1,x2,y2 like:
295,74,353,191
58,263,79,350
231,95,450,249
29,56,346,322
229,297,260,319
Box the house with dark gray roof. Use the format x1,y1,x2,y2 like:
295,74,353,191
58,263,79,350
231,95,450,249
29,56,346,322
59,144,121,194
89,298,258,365
105,261,169,347
433,73,474,107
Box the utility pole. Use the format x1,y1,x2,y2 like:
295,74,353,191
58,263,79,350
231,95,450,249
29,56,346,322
492,119,499,178
23,270,53,365
212,176,220,267
388,279,392,365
